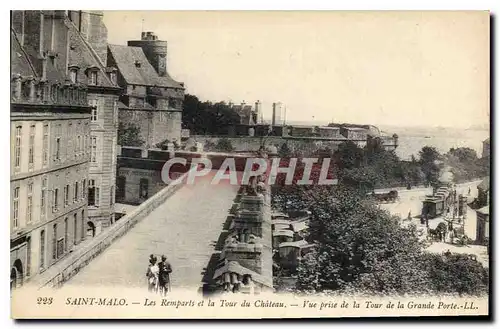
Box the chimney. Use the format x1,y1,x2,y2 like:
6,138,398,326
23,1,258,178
28,78,36,102
12,75,22,100
272,103,276,126
254,100,262,124
41,57,48,80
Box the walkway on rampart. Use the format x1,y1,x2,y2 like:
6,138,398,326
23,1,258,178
65,171,239,292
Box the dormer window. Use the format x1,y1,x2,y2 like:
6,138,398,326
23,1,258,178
68,65,79,84
86,66,99,86
106,67,118,85
70,70,77,83
90,71,97,85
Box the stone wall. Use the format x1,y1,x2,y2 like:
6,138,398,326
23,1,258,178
119,110,182,148
192,136,347,156
190,135,402,155
28,168,193,289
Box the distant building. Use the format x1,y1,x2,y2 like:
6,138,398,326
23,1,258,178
318,126,342,138
232,101,256,125
272,102,284,126
10,11,92,288
476,206,489,245
289,125,315,137
477,176,490,208
475,176,490,246
108,31,185,147
482,138,490,158
340,127,368,141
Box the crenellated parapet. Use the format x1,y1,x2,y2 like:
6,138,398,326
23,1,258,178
213,164,274,294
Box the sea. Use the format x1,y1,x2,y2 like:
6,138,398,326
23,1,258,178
378,125,490,161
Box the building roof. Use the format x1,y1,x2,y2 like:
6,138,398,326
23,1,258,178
108,44,183,89
271,212,289,219
67,20,115,88
232,104,253,117
477,206,490,216
116,101,129,110
11,29,67,83
291,220,309,232
279,240,311,248
213,261,273,288
272,230,294,238
344,127,368,131
478,177,490,191
11,31,36,78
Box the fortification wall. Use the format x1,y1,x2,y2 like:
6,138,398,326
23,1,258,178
192,136,359,156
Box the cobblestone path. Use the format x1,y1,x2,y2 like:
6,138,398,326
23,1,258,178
66,171,239,292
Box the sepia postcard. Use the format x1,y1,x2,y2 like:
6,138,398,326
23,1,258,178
10,10,490,319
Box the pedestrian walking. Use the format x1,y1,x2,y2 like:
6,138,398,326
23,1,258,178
158,255,172,296
146,256,159,293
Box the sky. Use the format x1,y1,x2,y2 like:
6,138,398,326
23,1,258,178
102,11,490,128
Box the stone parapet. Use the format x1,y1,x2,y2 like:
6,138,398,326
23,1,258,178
213,172,274,293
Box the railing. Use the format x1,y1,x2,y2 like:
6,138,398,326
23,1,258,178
33,168,194,290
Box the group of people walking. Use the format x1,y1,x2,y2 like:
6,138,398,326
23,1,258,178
146,254,172,296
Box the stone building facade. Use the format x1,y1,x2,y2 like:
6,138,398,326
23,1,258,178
67,10,121,232
10,12,92,289
108,31,185,148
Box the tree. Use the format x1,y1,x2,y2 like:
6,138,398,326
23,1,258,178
340,167,378,193
296,185,430,295
421,253,489,296
419,146,441,165
419,146,441,185
445,147,488,183
117,122,144,147
448,147,478,163
334,141,365,171
182,94,241,135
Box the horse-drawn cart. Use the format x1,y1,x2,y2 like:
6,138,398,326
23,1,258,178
367,190,399,203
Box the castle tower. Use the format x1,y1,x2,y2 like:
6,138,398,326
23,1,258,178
127,31,168,77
